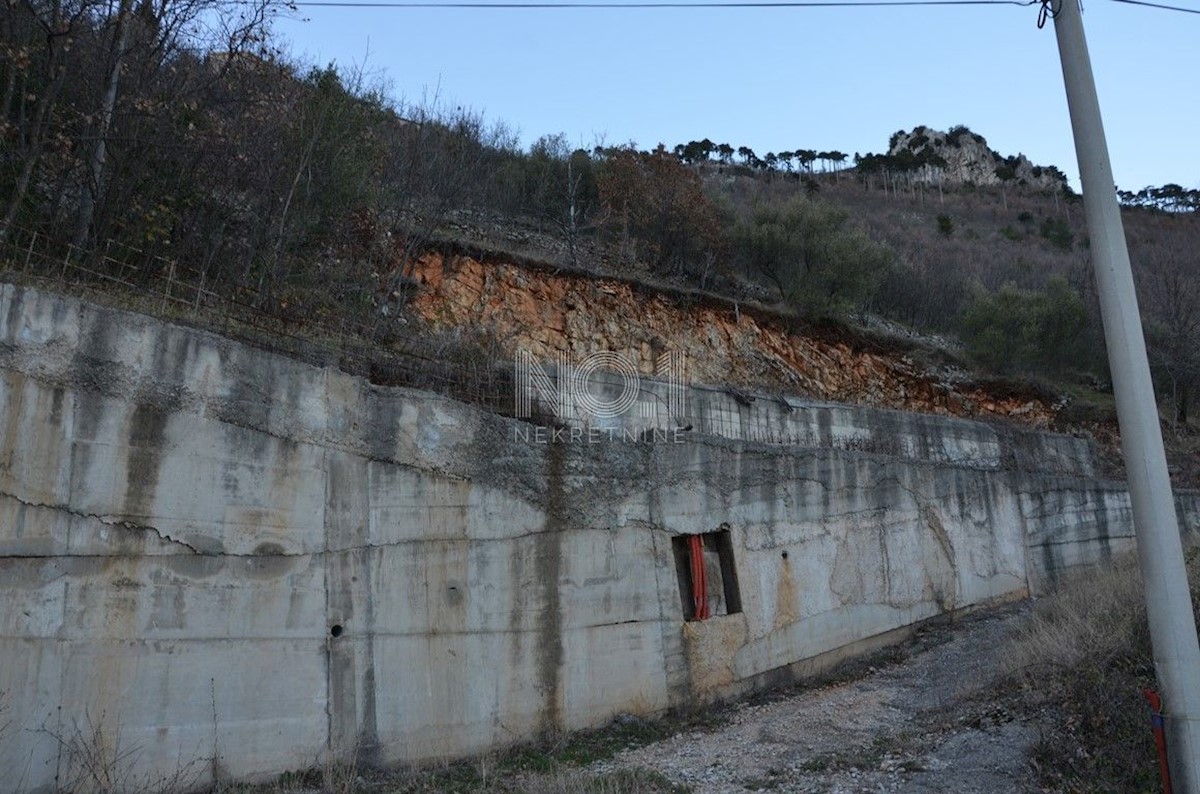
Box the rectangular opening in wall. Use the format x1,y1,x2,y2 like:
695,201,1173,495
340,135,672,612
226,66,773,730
672,528,742,620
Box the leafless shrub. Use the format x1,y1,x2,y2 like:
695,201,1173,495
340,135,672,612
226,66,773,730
321,753,359,794
49,711,200,794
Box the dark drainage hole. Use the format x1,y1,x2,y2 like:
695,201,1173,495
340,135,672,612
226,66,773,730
330,624,344,638
781,551,789,560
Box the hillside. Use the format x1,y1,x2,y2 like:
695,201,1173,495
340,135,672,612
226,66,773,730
6,11,1200,792
2,4,1199,482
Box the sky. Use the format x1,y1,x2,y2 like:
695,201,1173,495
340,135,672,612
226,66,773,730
274,0,1198,192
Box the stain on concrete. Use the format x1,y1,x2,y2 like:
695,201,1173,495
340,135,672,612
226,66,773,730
121,402,169,522
1,283,1196,793
149,584,185,629
165,554,226,579
536,437,566,735
921,504,958,612
773,556,799,630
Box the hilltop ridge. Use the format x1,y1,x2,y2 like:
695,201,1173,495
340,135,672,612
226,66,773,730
869,125,1069,192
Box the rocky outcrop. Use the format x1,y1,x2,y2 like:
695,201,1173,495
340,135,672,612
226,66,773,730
408,253,1058,426
886,125,1067,191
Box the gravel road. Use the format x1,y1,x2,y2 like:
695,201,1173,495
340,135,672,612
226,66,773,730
590,604,1039,793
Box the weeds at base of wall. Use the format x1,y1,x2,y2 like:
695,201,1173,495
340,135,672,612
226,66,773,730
321,756,360,794
29,676,713,793
229,758,358,794
498,709,729,775
233,762,686,794
1000,551,1200,793
366,765,687,794
347,712,715,793
231,714,710,794
519,768,688,794
44,711,202,794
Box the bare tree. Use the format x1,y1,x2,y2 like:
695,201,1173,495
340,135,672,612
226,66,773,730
1,0,276,249
1139,243,1200,424
373,98,516,320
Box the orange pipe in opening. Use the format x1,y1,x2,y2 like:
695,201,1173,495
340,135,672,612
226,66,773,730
689,535,709,620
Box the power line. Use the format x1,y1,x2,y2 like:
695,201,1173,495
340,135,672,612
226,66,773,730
272,0,1200,12
263,0,1200,13
279,0,1037,7
1109,0,1200,13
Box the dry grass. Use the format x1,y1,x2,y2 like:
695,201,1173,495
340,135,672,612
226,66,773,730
250,763,685,794
225,714,704,794
1009,557,1148,674
513,768,686,794
1004,552,1200,792
42,711,203,794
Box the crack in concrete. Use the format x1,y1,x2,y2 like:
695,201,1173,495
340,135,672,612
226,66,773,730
1032,534,1134,549
0,488,673,560
0,488,202,554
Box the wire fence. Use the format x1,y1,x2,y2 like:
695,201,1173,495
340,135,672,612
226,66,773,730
0,226,518,414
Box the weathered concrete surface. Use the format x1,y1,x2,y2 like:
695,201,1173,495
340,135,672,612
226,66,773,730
0,283,1195,792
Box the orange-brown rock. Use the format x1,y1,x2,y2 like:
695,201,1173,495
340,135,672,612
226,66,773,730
408,254,1057,427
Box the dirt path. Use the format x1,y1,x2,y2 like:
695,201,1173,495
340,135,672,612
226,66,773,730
589,604,1039,793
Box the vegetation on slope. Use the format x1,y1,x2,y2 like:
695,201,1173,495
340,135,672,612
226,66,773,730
3,0,1199,429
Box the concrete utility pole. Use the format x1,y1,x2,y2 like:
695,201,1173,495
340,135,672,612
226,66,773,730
1050,0,1200,789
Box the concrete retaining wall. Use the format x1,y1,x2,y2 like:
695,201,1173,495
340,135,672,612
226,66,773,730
0,284,1195,791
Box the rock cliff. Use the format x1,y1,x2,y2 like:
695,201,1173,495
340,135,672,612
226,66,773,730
408,253,1058,425
886,125,1067,191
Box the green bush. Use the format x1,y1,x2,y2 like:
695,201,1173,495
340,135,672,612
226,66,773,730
959,277,1088,374
731,197,893,316
936,214,954,238
1040,216,1074,250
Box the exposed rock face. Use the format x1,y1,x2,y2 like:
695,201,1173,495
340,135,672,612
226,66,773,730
408,253,1057,426
887,125,1067,191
